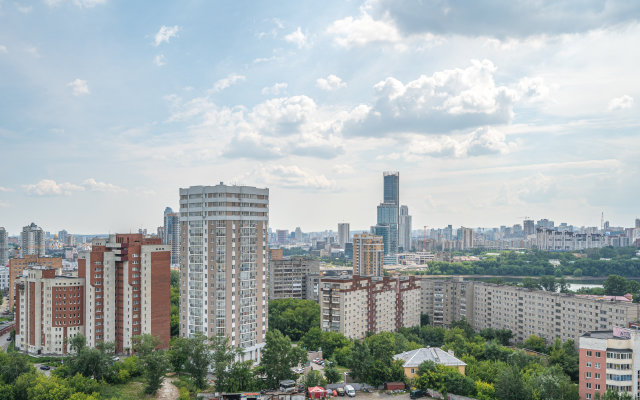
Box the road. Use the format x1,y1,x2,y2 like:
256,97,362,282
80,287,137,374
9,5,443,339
0,331,11,352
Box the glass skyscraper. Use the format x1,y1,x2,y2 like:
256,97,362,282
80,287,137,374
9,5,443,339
377,172,399,256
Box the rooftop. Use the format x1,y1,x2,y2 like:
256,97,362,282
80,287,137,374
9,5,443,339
394,347,466,368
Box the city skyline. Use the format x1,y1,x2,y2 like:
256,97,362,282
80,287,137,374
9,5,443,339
1,1,640,234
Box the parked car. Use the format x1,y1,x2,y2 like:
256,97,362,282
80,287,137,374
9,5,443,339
39,365,51,370
336,387,345,396
410,389,426,399
6,337,11,341
345,385,356,397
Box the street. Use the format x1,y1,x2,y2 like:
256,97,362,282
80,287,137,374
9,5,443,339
0,331,11,352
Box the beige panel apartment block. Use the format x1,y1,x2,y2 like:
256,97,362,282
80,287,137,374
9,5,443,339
353,234,384,276
418,278,474,328
472,282,640,344
321,275,420,339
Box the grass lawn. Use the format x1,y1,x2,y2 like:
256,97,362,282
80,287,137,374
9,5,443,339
335,366,350,382
99,377,155,400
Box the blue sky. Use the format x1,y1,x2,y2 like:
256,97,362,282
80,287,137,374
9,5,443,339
0,0,639,234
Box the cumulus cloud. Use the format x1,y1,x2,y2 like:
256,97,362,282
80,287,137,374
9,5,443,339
45,0,106,7
327,12,402,47
383,127,515,159
212,73,246,92
316,74,347,91
284,27,307,48
67,79,90,96
154,54,166,67
608,95,634,111
23,178,125,196
517,77,550,102
241,165,336,190
367,0,640,38
261,82,288,96
346,59,518,136
24,179,84,196
83,178,126,193
154,25,180,46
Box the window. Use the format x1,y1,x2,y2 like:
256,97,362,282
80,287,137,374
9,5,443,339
595,352,601,357
587,351,592,356
586,383,591,389
586,362,592,367
595,362,600,369
586,372,591,379
586,394,591,400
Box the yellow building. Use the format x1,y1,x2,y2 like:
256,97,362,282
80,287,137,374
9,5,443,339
394,347,466,379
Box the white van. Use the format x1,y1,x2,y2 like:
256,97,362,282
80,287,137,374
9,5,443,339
345,385,355,397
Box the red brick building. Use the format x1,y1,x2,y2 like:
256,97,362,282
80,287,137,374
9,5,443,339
9,255,62,310
78,234,170,353
15,268,84,354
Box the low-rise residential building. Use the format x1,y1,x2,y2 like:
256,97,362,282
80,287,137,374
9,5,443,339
269,256,321,302
579,329,640,400
15,268,84,355
320,275,420,339
394,348,467,379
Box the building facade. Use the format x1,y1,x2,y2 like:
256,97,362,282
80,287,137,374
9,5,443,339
20,222,45,257
269,256,320,301
320,275,420,339
579,329,640,399
352,233,384,277
536,228,605,251
0,266,9,291
419,278,474,328
461,228,474,250
179,183,268,362
78,234,170,352
9,255,62,310
398,206,412,252
15,269,84,355
338,223,350,248
0,227,8,266
163,207,180,266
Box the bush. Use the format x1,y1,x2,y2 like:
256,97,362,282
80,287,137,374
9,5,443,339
178,387,190,400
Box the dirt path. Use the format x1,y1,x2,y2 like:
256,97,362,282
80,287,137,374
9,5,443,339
156,376,180,400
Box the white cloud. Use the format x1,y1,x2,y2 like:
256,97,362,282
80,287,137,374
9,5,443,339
327,12,401,47
608,95,634,111
212,73,246,92
154,25,180,47
383,127,515,160
24,179,85,196
0,186,12,192
0,45,6,54
316,74,347,91
347,59,519,136
241,165,336,190
25,46,40,57
517,77,550,102
261,82,288,96
67,79,90,96
154,54,166,67
44,0,106,7
284,27,307,48
16,4,32,13
83,178,126,193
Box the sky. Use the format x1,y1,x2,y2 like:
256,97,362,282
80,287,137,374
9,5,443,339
0,0,639,235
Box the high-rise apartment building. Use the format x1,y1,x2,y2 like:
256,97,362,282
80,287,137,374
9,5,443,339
0,227,8,266
20,222,45,257
461,227,474,250
418,278,474,328
635,218,640,229
9,255,62,310
276,229,289,245
15,268,84,355
579,329,640,399
78,234,171,352
536,228,605,251
398,206,412,252
523,219,535,236
375,172,400,256
269,257,320,301
179,184,269,362
338,223,350,248
352,233,384,276
320,275,420,339
0,266,9,291
294,227,303,242
163,207,180,265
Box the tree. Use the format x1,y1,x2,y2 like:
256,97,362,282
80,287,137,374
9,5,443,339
521,278,541,290
523,335,546,353
348,340,372,384
64,335,114,381
268,299,321,341
494,366,528,400
183,333,213,389
210,335,239,392
133,334,167,394
324,359,341,384
168,336,190,372
0,350,33,384
304,370,326,388
604,275,629,296
420,313,429,326
539,276,558,292
300,326,322,351
27,375,73,400
260,329,307,389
